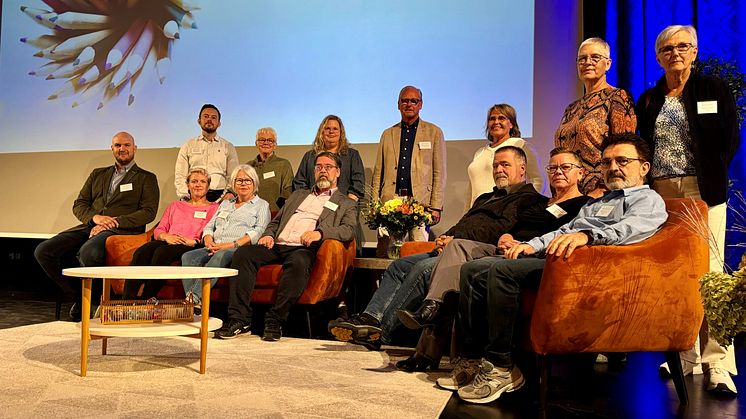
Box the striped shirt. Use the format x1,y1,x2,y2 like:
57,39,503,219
202,195,271,244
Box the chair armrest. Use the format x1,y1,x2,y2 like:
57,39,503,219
401,241,436,258
105,229,154,266
530,198,708,354
297,239,356,304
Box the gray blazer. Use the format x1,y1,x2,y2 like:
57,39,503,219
262,188,356,243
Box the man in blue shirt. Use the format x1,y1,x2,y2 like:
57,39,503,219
448,133,668,404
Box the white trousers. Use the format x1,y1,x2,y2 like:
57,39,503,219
652,177,736,374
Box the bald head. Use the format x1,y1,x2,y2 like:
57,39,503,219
111,131,136,167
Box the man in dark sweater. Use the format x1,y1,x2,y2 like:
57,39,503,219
329,146,546,348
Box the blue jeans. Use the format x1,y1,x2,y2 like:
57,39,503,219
181,247,236,302
363,252,437,344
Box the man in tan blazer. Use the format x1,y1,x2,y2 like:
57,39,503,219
372,85,446,243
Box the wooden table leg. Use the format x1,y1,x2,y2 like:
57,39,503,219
199,278,210,374
101,278,109,355
80,278,92,377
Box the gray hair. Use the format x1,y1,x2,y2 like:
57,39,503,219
578,37,611,57
399,85,423,101
186,167,210,186
230,164,260,192
256,127,277,142
655,25,698,53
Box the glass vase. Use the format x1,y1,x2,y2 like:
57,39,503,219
387,231,407,259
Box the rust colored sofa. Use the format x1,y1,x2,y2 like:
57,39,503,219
400,198,708,407
104,231,356,333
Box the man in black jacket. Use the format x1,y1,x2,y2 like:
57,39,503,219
329,146,547,349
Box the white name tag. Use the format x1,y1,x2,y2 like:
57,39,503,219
697,100,718,114
546,204,567,219
324,201,339,211
419,141,432,150
217,211,228,219
594,204,615,218
194,211,207,219
263,171,275,179
190,148,203,155
119,183,133,192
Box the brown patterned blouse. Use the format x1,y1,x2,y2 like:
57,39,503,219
554,87,637,194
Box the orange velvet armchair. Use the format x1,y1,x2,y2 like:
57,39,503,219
105,232,356,334
400,198,707,407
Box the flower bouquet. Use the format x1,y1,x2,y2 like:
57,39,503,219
362,196,432,259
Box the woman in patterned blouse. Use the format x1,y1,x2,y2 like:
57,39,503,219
555,37,637,197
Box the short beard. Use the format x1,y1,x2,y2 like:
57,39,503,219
202,126,217,134
495,177,510,190
316,178,332,190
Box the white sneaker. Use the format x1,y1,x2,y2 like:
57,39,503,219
457,360,525,404
704,367,737,394
659,359,702,376
436,358,482,391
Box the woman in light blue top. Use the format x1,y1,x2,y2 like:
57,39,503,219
182,164,271,304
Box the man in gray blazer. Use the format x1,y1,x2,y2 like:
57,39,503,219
371,85,446,247
216,151,357,341
34,132,160,320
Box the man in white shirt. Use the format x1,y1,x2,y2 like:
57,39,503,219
174,104,239,202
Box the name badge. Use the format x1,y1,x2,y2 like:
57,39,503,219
194,211,207,219
324,201,339,211
546,204,567,219
217,211,228,219
419,141,432,150
190,148,203,155
697,101,718,114
119,183,133,192
263,171,276,179
594,204,615,218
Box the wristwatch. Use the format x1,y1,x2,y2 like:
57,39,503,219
233,241,240,248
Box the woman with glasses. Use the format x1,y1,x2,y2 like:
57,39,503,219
637,25,740,395
181,164,271,307
248,127,294,212
123,168,219,300
293,115,365,202
555,37,637,197
466,104,545,210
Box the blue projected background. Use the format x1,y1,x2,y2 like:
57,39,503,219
0,0,535,153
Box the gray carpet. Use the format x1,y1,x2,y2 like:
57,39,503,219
0,322,450,418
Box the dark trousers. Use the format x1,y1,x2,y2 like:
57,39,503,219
228,243,317,323
459,256,544,368
34,227,117,299
123,240,194,299
206,189,223,202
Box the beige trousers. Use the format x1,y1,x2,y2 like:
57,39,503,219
652,176,736,374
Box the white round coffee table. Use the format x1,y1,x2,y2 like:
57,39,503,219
62,266,237,377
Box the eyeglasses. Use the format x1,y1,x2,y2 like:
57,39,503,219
545,163,582,174
314,164,338,172
399,98,421,105
235,178,254,185
600,156,644,168
576,54,608,64
257,138,275,144
657,43,694,56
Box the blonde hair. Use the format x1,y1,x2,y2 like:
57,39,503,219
186,168,210,186
230,164,260,193
312,115,349,155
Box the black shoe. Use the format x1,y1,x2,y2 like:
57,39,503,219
398,299,441,330
262,318,282,342
68,303,98,322
214,319,251,339
395,355,438,372
337,304,349,321
328,313,382,349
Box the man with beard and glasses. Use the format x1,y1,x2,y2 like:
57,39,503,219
34,132,159,321
448,133,667,404
174,104,239,202
215,151,357,342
